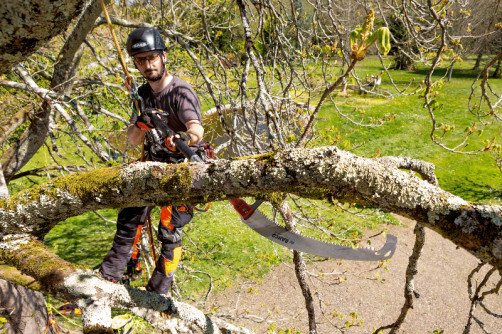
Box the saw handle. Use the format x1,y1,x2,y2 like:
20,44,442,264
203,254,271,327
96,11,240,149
148,111,203,163
173,137,203,162
228,198,254,220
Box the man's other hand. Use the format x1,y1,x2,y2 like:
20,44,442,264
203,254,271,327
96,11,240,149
175,131,191,145
165,132,191,152
135,111,155,130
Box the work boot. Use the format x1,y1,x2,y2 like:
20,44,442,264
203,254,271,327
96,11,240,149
146,269,172,295
97,268,121,283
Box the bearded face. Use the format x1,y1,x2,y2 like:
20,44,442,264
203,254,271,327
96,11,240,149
133,51,166,82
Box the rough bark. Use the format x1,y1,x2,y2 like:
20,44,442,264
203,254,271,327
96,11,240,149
0,0,86,74
0,279,52,334
0,146,501,270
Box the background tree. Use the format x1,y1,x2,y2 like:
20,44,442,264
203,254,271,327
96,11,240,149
459,0,502,71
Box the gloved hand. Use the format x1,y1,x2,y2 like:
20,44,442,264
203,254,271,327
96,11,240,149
164,131,191,152
134,109,156,130
175,131,191,145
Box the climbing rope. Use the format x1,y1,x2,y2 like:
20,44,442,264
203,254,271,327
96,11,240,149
98,0,142,115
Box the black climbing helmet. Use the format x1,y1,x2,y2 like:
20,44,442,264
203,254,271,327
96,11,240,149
126,27,167,57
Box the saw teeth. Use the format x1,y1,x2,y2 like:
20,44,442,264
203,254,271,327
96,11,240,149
245,209,397,261
255,210,381,251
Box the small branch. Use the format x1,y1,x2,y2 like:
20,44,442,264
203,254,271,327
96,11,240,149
277,201,317,334
374,224,426,334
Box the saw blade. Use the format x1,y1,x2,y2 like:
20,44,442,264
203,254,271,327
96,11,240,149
242,209,397,261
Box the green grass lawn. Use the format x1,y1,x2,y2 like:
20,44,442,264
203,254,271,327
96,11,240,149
315,56,502,203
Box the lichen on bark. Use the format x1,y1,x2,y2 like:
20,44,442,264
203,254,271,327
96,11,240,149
1,146,501,272
0,0,86,74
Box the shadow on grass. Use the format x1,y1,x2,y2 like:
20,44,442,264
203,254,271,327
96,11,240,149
43,210,117,269
411,67,500,80
445,177,502,203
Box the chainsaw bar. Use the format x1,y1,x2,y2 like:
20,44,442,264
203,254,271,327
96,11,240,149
229,199,397,261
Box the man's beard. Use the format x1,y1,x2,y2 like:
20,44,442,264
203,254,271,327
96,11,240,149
144,66,165,82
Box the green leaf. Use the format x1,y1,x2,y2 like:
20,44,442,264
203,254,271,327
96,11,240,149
350,29,362,50
367,27,391,55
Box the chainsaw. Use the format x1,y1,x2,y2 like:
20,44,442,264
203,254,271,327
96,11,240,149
130,101,397,261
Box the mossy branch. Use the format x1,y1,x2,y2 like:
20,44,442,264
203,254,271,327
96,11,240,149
0,237,78,297
0,146,501,269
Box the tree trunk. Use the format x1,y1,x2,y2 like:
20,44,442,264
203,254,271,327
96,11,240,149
447,60,456,81
0,279,53,334
392,52,415,70
492,58,501,78
473,53,483,71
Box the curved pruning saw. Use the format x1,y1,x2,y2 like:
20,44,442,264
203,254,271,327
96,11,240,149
144,119,398,261
228,198,397,261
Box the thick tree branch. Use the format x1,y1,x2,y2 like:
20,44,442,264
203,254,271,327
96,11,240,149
0,237,251,333
0,0,86,74
0,146,501,269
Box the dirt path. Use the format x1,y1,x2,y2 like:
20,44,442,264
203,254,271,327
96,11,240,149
207,217,502,333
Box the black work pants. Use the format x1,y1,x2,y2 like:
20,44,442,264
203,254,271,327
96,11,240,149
100,204,193,295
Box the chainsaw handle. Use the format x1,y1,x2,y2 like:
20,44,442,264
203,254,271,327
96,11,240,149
148,111,203,163
173,137,203,162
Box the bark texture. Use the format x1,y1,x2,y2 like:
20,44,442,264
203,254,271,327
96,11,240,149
0,146,501,269
0,0,86,74
0,279,51,334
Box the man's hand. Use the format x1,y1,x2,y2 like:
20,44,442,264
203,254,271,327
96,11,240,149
164,131,192,152
134,110,155,130
175,131,191,145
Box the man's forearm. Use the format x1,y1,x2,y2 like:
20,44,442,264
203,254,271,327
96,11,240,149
185,121,204,145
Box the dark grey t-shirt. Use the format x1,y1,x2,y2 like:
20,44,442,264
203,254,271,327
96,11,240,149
130,76,203,162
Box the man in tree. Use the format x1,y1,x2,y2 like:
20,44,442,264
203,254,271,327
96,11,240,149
99,27,204,295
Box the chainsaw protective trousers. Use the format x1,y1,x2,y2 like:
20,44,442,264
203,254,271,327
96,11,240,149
100,204,193,295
